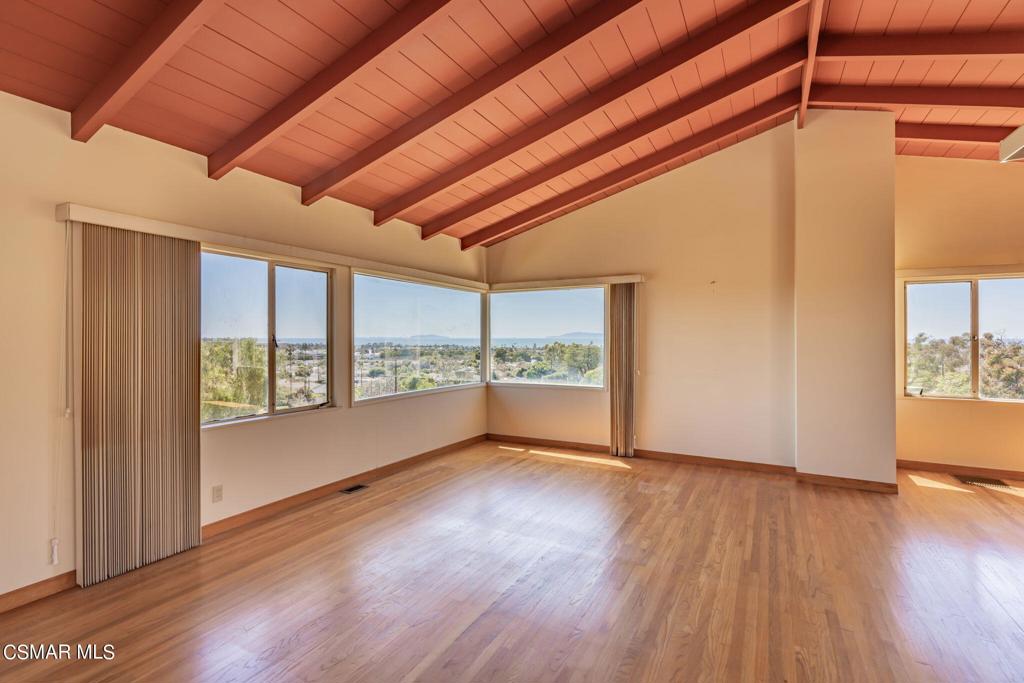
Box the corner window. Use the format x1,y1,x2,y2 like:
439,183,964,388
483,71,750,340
489,287,605,387
201,252,331,424
352,273,482,401
905,277,1024,402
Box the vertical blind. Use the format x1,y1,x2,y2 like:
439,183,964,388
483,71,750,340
81,223,200,586
609,283,637,458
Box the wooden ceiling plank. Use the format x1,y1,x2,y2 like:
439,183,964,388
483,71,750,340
421,46,805,239
375,0,809,226
798,0,824,128
206,0,453,180
817,31,1024,61
71,0,226,142
460,90,801,249
300,0,645,206
894,122,1016,144
810,84,1024,110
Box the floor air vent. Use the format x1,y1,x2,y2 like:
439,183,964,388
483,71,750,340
954,475,1012,490
340,484,368,494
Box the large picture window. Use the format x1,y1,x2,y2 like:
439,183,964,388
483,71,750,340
905,277,1024,401
489,287,605,387
201,252,331,424
352,273,482,401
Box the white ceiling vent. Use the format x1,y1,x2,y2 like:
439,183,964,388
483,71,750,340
1001,124,1024,163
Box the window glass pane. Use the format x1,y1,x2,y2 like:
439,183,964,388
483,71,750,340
979,278,1024,400
276,266,329,409
201,253,268,423
490,288,605,386
905,282,971,397
353,274,481,400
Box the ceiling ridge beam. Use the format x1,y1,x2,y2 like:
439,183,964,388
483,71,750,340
895,123,1016,144
798,0,824,128
810,84,1024,110
206,0,453,180
71,0,226,142
818,31,1024,61
372,0,809,227
300,0,646,207
421,46,806,239
460,90,802,250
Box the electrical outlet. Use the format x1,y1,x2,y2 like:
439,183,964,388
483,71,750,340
212,485,223,503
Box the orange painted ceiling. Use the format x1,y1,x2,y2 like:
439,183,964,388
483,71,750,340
0,0,1021,247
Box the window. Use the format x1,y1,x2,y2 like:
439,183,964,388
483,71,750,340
905,282,972,397
201,252,331,424
489,287,605,387
905,276,1024,402
979,278,1024,400
352,273,482,401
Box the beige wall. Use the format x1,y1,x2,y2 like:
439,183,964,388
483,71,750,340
896,156,1024,271
794,109,896,484
895,155,1024,473
487,124,797,468
0,92,487,596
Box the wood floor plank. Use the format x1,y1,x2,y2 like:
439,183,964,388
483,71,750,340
1,441,1023,682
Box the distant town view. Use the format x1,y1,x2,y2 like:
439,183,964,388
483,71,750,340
352,333,604,400
490,333,603,385
201,337,327,423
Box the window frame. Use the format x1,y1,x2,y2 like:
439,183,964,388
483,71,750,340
201,248,334,426
349,269,486,406
903,275,1024,403
487,284,609,391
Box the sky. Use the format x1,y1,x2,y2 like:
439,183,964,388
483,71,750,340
202,253,326,340
354,274,479,338
203,257,605,341
907,279,1024,340
489,287,604,338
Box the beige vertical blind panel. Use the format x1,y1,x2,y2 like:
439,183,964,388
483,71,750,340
81,224,200,586
609,283,637,458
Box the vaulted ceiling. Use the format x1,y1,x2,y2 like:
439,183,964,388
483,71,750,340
1,0,1021,248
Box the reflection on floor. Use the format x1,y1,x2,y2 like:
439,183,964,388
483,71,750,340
1,440,1023,682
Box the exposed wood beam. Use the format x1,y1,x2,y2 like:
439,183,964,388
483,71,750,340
373,0,809,226
300,0,645,207
895,123,1015,144
461,91,801,250
206,0,452,180
421,47,805,239
810,85,1024,110
818,31,1024,61
798,0,824,128
71,0,225,142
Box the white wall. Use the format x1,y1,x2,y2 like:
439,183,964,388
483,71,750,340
793,109,896,484
895,155,1024,473
0,92,487,596
487,124,797,468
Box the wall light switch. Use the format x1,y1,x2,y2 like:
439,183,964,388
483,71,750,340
212,485,223,503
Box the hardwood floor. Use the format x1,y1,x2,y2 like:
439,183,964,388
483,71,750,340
2,440,1024,682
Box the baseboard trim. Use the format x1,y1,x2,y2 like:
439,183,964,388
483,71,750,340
635,448,796,475
201,434,487,541
485,434,898,493
0,571,78,615
485,433,608,453
797,472,899,494
897,459,1024,482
